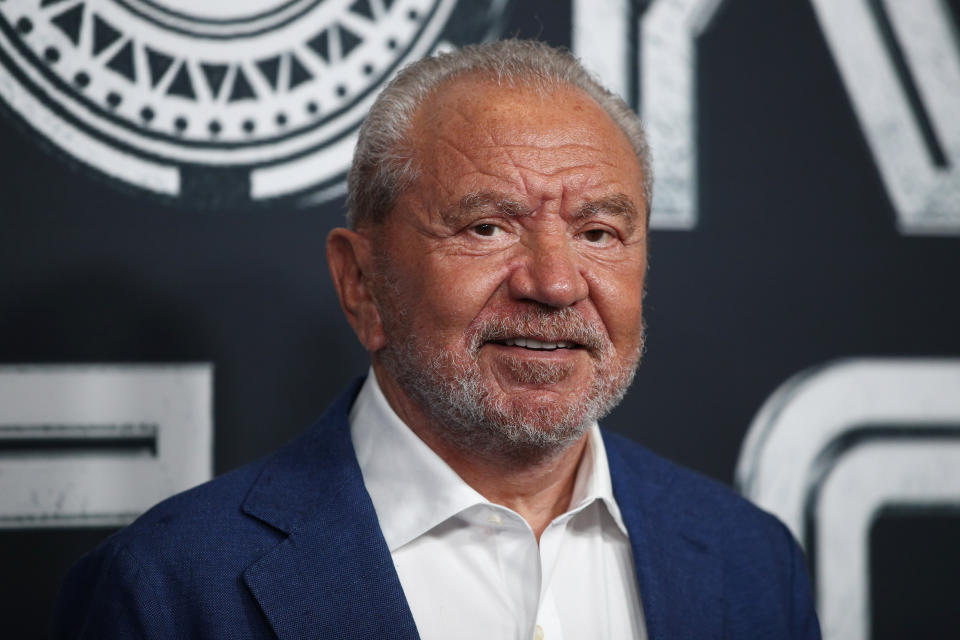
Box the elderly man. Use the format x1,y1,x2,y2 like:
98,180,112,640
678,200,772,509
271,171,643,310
55,40,820,639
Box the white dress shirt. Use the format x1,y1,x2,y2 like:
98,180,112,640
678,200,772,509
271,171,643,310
350,371,647,640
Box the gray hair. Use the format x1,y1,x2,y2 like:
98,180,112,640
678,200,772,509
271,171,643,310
346,39,653,229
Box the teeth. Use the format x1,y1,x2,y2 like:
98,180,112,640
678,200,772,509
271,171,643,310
502,338,574,350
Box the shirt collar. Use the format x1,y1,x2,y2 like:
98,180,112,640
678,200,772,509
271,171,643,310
350,369,628,551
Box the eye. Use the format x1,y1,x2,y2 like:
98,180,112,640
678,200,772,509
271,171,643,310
471,223,503,237
581,228,614,244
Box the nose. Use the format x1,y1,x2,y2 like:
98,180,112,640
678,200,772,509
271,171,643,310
507,236,589,308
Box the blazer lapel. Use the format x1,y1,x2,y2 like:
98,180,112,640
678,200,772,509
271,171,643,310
241,382,420,640
604,432,723,640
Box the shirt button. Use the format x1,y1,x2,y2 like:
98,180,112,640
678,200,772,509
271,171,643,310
533,624,544,640
487,513,503,526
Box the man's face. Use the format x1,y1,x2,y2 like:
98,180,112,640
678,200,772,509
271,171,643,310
370,77,648,458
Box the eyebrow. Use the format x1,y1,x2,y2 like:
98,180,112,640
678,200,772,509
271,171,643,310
440,191,530,227
440,190,641,236
574,193,640,237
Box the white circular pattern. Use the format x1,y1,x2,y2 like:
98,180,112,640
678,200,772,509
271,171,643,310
125,0,301,24
0,0,512,205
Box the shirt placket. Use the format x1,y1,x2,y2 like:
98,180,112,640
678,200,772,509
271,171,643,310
488,506,541,639
532,514,573,640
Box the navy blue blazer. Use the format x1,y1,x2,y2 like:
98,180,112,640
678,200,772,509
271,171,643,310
54,380,820,639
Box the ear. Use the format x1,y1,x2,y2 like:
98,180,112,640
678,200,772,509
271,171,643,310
326,227,387,352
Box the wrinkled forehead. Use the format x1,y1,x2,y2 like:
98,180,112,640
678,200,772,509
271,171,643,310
404,76,646,215
412,75,620,150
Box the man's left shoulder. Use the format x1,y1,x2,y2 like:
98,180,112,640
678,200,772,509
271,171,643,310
601,428,818,600
602,428,794,544
603,430,821,638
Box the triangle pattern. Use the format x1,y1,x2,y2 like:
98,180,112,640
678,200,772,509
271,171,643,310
41,0,72,7
146,47,174,87
166,62,196,100
92,14,122,56
202,63,229,98
106,40,136,82
288,54,313,89
338,24,363,58
229,67,256,102
51,4,84,47
306,30,329,63
349,0,375,19
256,56,281,92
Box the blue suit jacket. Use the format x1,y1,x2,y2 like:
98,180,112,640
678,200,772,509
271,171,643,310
54,380,820,639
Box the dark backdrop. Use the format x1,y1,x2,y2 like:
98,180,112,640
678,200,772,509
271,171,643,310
1,0,958,637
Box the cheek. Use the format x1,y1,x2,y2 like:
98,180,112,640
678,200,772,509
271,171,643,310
589,264,646,346
409,256,509,335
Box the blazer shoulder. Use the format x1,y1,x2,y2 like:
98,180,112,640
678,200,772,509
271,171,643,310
102,378,365,557
53,455,283,639
54,379,379,639
602,428,797,545
603,429,821,638
76,452,280,588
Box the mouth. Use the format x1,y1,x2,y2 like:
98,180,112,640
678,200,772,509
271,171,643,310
489,337,582,351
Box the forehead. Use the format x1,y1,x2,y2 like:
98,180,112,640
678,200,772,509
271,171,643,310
407,76,645,212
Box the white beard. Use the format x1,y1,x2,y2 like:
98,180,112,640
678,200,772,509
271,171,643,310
376,304,644,461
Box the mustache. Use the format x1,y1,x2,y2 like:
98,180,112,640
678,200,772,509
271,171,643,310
468,307,608,353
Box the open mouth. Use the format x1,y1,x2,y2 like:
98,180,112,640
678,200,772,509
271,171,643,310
492,338,580,351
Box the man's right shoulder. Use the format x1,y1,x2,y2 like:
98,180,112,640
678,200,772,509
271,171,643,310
112,452,279,552
54,380,368,639
52,451,288,639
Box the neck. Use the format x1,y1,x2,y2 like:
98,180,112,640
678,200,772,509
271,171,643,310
418,426,589,541
372,363,590,541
